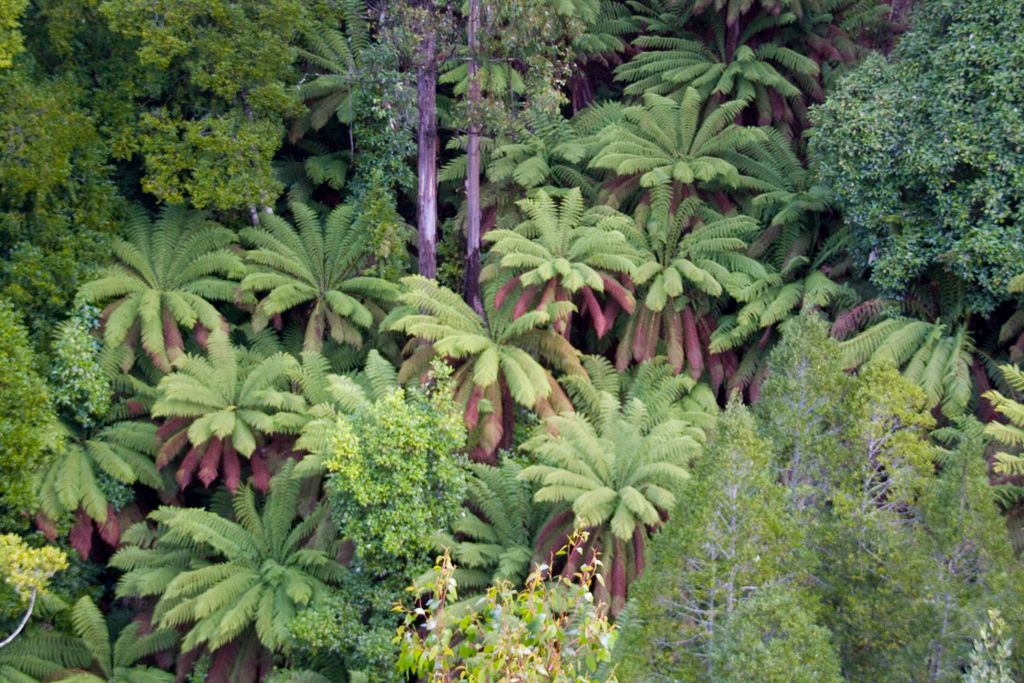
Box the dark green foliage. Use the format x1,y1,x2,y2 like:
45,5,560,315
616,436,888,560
810,0,1024,315
710,586,843,683
0,64,120,338
620,320,1024,682
758,319,1024,682
427,460,547,593
113,462,347,657
1,0,1020,680
0,627,91,683
97,0,312,211
614,402,817,680
59,595,177,682
0,299,56,526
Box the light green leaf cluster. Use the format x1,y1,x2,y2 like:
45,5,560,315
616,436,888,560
49,305,111,428
0,0,26,68
240,202,398,352
0,534,67,600
388,275,581,457
79,206,242,373
397,544,617,683
322,382,467,572
520,373,709,615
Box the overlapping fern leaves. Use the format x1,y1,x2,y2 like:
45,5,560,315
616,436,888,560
240,202,398,352
112,462,345,656
291,0,370,138
55,596,177,683
387,275,583,461
832,283,981,418
983,364,1024,479
79,207,243,372
590,89,769,207
36,421,161,557
615,196,764,378
428,461,546,593
151,331,306,492
483,188,638,336
519,384,706,615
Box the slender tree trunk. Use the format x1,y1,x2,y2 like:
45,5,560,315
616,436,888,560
416,23,439,279
0,589,35,649
463,0,484,315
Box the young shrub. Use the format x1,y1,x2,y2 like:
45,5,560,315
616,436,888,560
323,363,468,574
396,537,617,683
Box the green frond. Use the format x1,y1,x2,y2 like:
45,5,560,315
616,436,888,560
71,597,112,675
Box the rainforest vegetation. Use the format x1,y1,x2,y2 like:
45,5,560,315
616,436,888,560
0,0,1022,680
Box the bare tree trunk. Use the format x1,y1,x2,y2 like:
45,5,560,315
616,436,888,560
463,0,484,315
0,589,35,649
416,23,439,280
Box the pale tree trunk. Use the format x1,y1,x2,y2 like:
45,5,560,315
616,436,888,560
416,15,439,279
463,0,484,315
0,589,35,649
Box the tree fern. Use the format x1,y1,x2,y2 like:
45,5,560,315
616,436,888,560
590,90,769,210
112,462,346,661
52,597,176,683
618,27,815,106
483,188,638,337
78,206,243,372
427,461,547,595
562,355,718,435
240,202,398,352
151,331,306,492
274,141,351,210
291,0,370,138
709,134,849,395
984,364,1024,480
36,421,162,557
835,316,974,419
519,388,708,615
386,276,583,462
1001,276,1024,363
616,196,763,380
291,349,400,474
0,628,91,683
619,0,883,130
833,277,989,421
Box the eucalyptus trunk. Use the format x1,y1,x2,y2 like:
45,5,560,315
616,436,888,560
416,20,439,279
463,0,484,314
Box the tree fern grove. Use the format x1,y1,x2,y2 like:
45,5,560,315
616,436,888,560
0,0,1021,680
